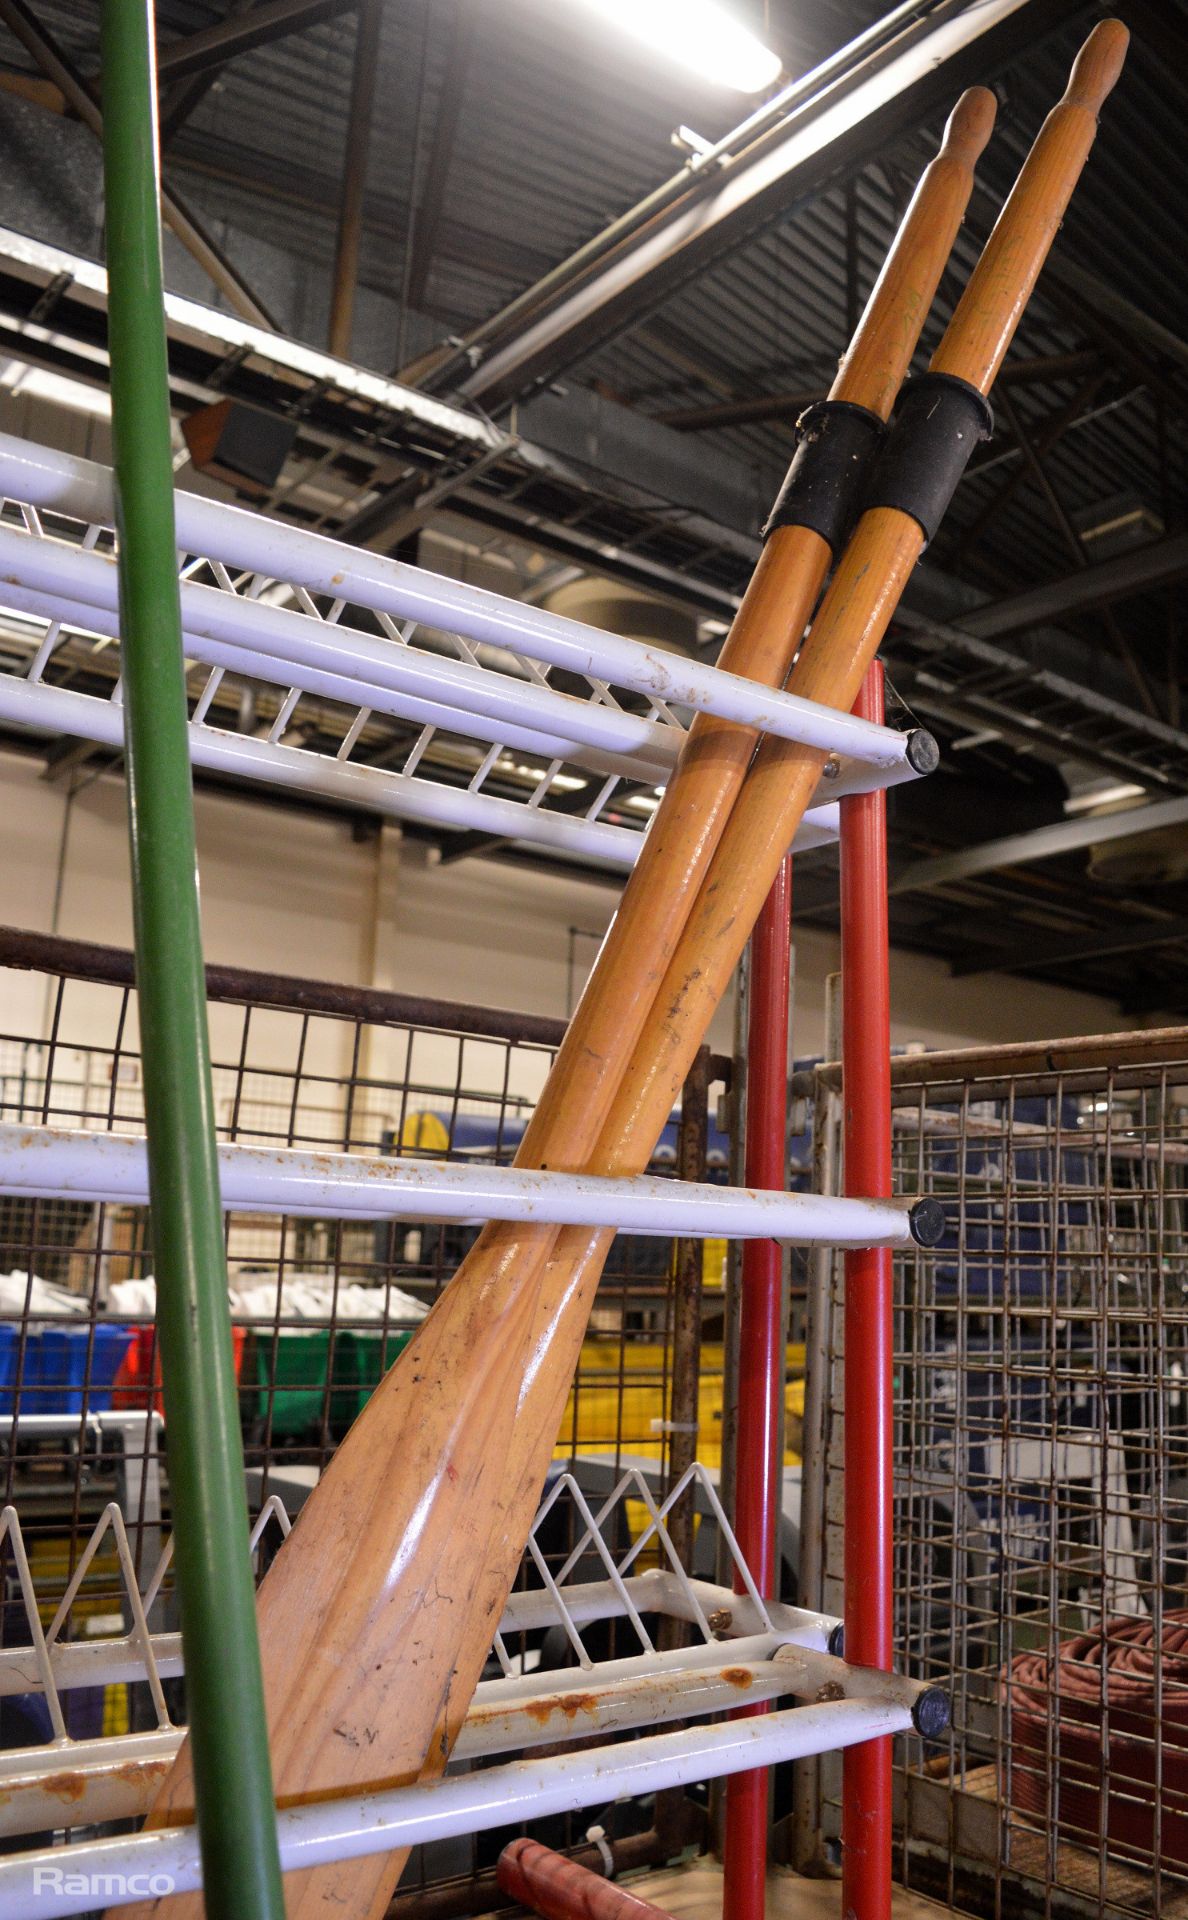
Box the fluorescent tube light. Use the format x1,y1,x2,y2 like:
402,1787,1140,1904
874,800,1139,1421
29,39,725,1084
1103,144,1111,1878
571,0,781,93
1063,781,1146,816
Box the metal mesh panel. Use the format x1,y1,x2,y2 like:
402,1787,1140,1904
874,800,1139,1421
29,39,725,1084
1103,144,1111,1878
0,932,731,1899
810,1039,1188,1920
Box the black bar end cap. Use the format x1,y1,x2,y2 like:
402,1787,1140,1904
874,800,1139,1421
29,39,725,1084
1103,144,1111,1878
912,1686,951,1739
909,1196,946,1247
906,728,940,776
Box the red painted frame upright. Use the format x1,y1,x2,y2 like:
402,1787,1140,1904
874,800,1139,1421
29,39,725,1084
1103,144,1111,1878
723,662,893,1920
839,661,894,1920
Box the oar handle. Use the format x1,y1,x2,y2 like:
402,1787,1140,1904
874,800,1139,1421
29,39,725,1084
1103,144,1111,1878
831,86,996,420
939,84,999,171
514,82,997,1176
594,18,1130,1159
932,18,1128,393
1066,16,1130,113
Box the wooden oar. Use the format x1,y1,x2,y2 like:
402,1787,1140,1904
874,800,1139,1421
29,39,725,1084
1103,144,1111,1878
128,88,997,1920
408,0,1129,1819
444,15,1130,1787
475,14,1130,1634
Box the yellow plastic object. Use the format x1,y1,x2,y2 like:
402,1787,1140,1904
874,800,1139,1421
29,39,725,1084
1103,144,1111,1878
554,1339,806,1473
399,1111,452,1154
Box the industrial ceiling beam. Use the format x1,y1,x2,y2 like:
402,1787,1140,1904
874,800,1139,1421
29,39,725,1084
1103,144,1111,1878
154,0,356,82
949,912,1188,977
455,0,1086,409
0,0,275,327
656,388,822,433
943,369,1105,563
405,0,477,315
159,0,257,145
994,386,1160,720
889,605,1188,785
327,0,379,359
892,791,1188,896
1041,254,1188,382
954,526,1188,636
655,352,1103,434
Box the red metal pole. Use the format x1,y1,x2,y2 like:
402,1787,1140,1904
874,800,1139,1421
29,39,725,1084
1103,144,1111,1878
723,851,792,1920
840,661,893,1920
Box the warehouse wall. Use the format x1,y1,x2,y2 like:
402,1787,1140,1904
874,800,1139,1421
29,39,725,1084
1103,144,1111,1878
0,749,1132,1087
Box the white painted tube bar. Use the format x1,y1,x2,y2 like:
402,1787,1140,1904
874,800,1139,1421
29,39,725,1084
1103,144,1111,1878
0,1564,843,1700
0,1124,935,1247
0,570,663,781
0,1618,794,1707
0,434,917,768
0,675,844,868
0,1698,913,1915
0,570,913,806
0,1643,938,1839
0,530,679,775
0,673,641,864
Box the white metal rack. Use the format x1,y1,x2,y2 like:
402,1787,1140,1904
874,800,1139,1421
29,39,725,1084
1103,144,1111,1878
0,436,927,869
0,1466,938,1916
0,431,945,1910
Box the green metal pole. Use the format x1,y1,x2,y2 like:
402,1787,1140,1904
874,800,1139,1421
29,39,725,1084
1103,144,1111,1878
100,4,285,1914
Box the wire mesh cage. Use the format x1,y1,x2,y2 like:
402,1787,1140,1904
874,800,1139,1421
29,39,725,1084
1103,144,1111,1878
0,926,783,1905
806,1035,1188,1920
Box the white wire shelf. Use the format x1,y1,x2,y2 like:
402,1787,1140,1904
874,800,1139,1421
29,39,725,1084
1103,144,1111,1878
0,435,934,870
0,1123,941,1249
0,1462,944,1913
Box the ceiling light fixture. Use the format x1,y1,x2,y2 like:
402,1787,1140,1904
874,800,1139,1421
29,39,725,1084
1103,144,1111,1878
571,0,781,93
1063,780,1146,816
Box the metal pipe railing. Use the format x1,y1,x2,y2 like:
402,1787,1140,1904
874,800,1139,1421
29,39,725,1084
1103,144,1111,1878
723,854,793,1920
0,1123,937,1247
0,923,571,1044
0,1696,915,1919
0,434,919,770
840,663,895,1920
98,3,284,1913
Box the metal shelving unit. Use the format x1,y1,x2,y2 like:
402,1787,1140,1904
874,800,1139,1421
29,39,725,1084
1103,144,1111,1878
0,488,941,1910
0,433,923,872
0,3,941,1902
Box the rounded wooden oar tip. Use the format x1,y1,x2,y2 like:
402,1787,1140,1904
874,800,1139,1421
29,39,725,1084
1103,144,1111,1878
1065,18,1130,114
941,87,998,169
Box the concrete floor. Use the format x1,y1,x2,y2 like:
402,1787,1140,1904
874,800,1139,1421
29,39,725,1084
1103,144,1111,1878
625,1859,954,1919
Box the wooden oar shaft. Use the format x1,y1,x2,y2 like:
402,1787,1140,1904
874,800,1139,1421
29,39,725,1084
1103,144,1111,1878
594,17,1131,1162
515,82,995,1180
128,87,998,1920
345,49,1121,1920
513,20,1130,1387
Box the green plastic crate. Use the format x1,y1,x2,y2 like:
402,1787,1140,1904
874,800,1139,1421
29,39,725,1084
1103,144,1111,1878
250,1327,411,1440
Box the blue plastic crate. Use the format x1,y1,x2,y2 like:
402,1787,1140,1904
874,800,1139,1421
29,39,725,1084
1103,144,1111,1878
31,1325,133,1416
0,1325,17,1415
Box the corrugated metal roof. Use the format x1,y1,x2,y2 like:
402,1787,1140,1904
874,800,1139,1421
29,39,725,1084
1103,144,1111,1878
4,0,1188,1005
6,0,1178,610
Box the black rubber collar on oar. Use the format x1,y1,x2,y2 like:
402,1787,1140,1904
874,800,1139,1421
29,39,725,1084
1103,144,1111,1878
863,371,993,545
762,400,887,555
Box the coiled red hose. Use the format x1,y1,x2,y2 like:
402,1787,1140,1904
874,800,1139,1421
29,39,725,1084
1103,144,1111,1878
1006,1611,1188,1866
496,1840,673,1920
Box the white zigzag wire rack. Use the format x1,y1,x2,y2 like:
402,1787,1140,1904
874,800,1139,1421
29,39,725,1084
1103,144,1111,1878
0,1460,936,1850
0,436,924,871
